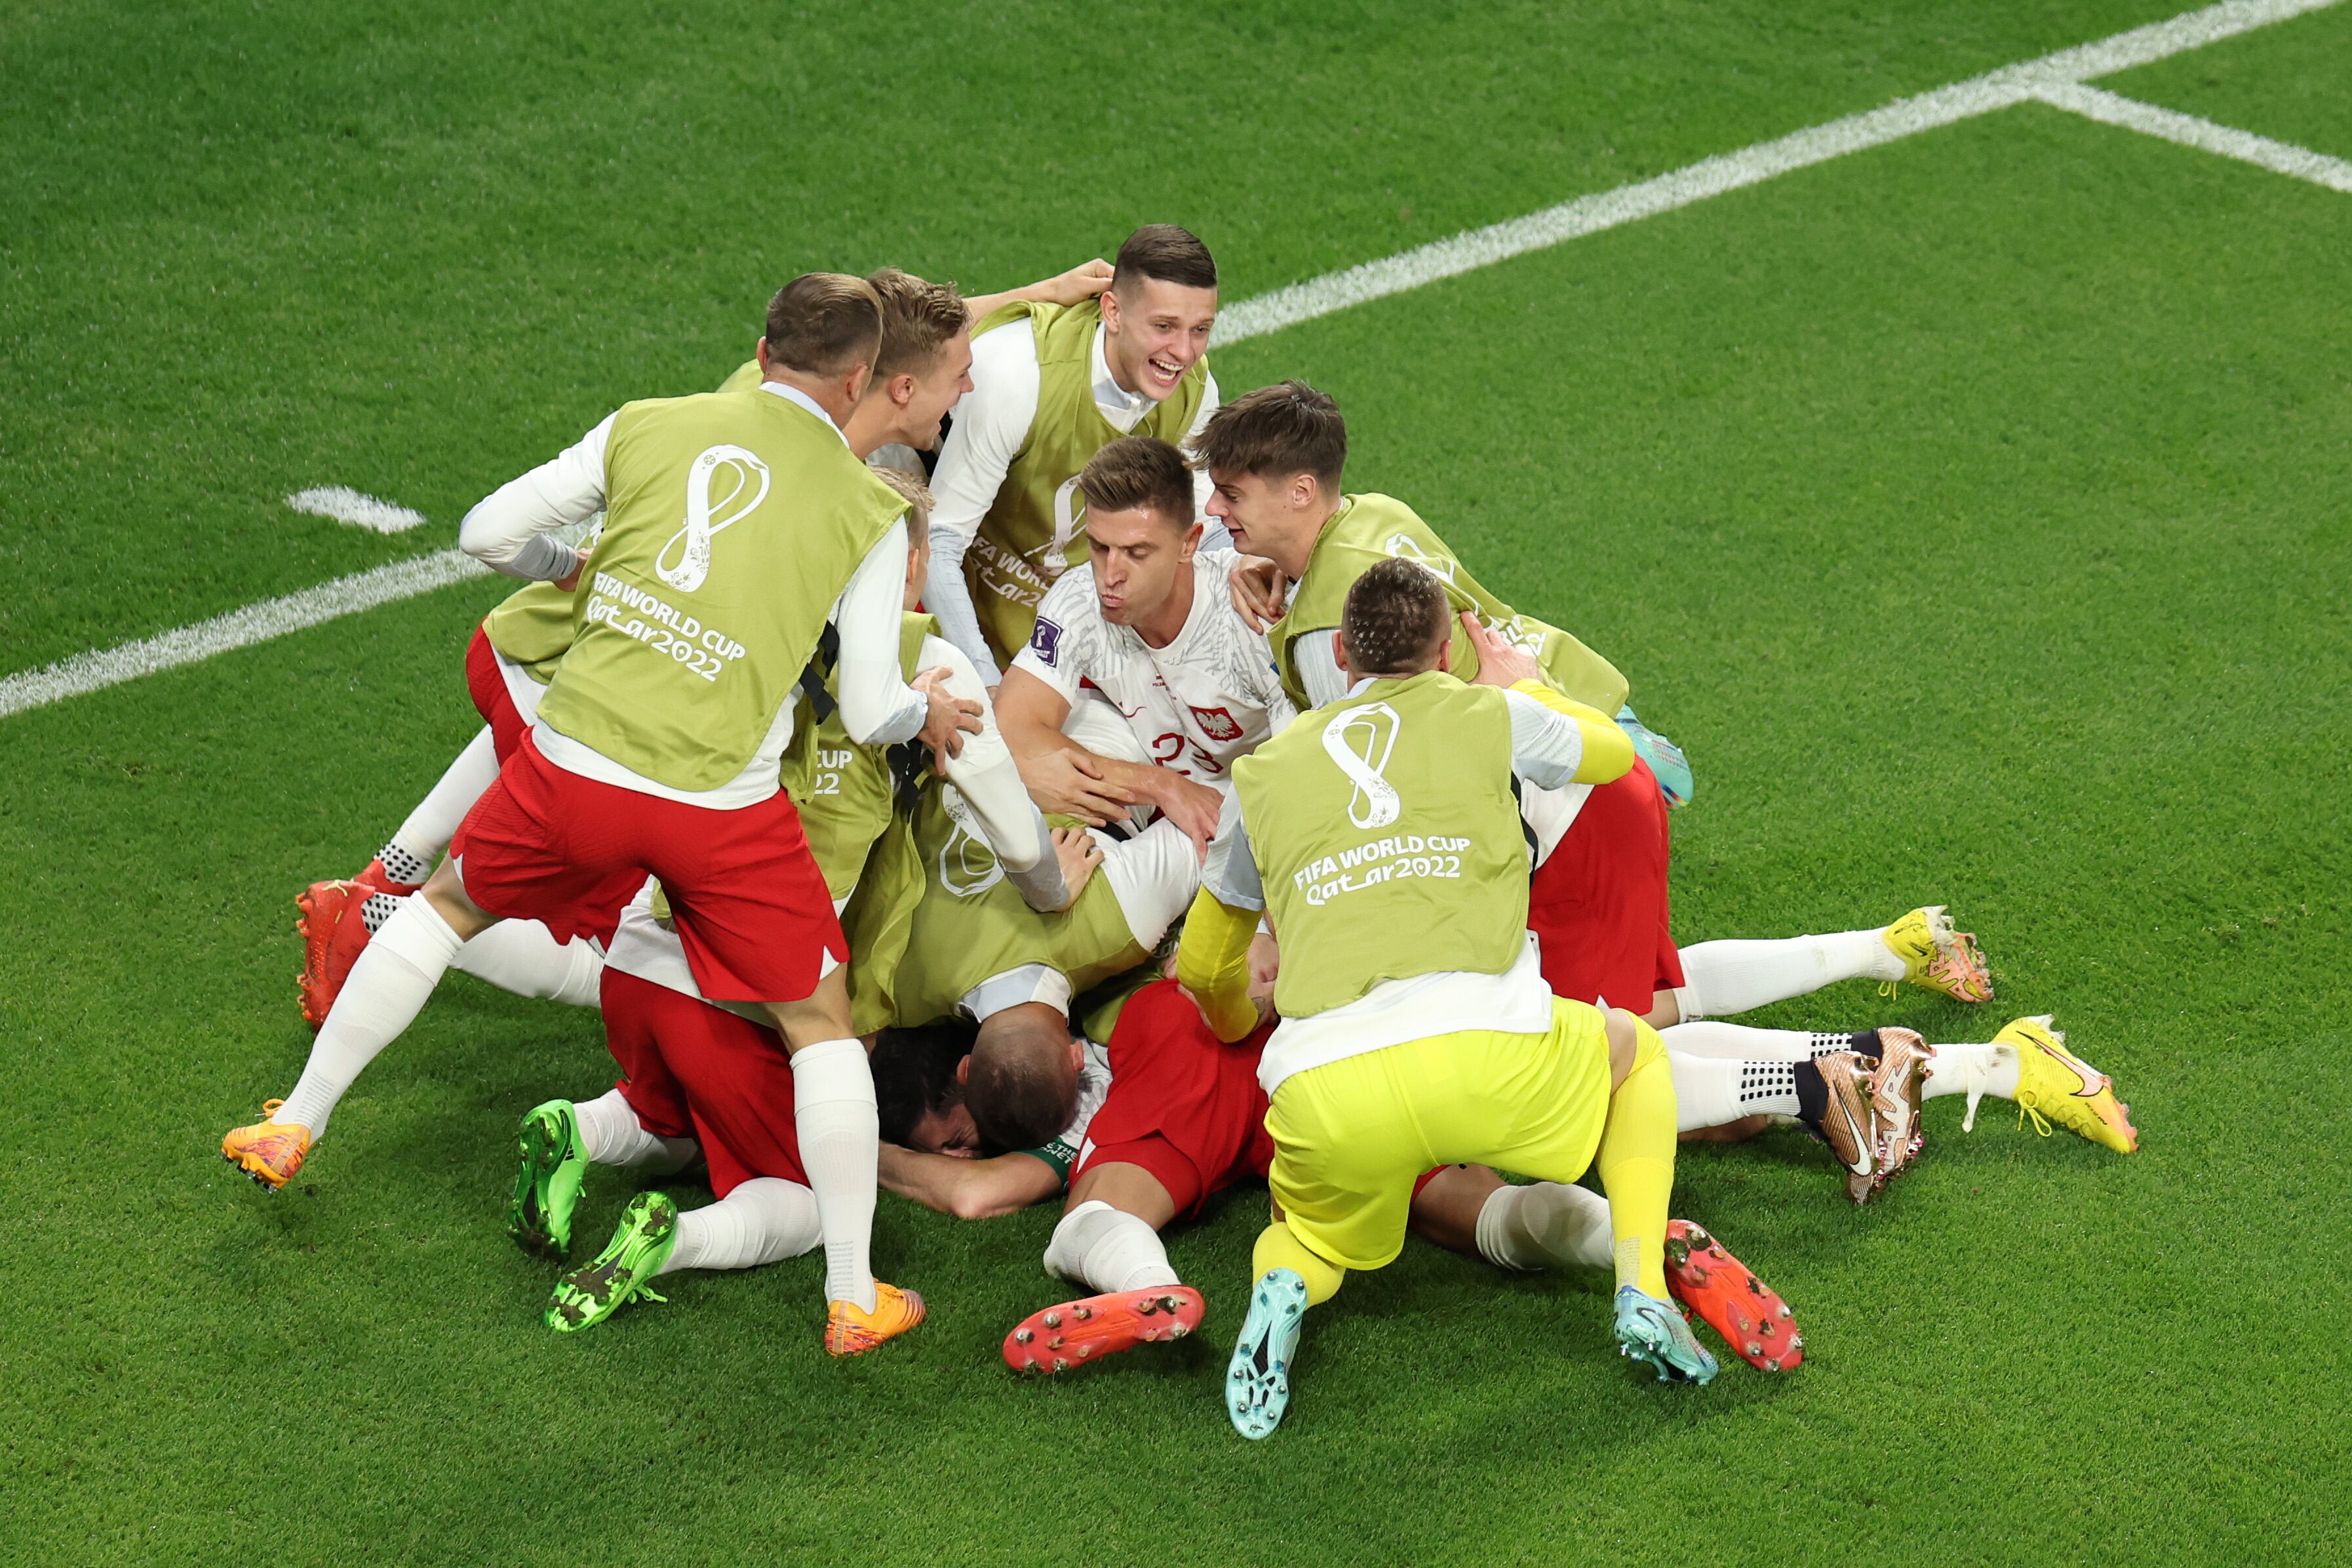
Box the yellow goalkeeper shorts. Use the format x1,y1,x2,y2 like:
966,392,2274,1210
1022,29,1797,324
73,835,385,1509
1264,996,1614,1273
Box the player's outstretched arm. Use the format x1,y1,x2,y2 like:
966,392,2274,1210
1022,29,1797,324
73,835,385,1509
879,1144,1063,1221
458,412,614,582
1460,613,1634,787
961,259,1113,320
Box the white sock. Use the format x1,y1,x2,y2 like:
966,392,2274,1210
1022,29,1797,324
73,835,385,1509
789,1038,880,1312
1668,1052,1742,1131
660,1178,821,1275
1474,1181,1613,1271
1921,1043,2021,1130
1662,1021,1874,1063
386,728,500,872
572,1088,697,1172
451,922,604,1006
276,898,467,1136
1042,1199,1181,1293
1673,927,1902,1019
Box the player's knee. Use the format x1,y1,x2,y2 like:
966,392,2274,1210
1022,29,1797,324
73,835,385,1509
1605,1008,1641,1089
421,862,495,939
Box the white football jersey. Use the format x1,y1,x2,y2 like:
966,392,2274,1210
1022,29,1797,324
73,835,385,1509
1011,547,1296,789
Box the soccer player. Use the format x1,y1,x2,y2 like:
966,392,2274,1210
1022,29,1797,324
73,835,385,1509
294,263,1119,1025
859,779,1200,1155
925,225,1223,682
993,435,1295,847
225,274,971,1353
1177,557,1715,1439
872,976,1801,1378
1196,379,1626,717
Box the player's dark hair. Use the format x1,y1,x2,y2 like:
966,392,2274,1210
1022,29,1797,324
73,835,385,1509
867,267,971,381
1078,435,1194,530
1342,556,1451,677
1112,224,1219,294
966,1013,1079,1152
1189,379,1346,486
871,1021,973,1145
763,271,884,377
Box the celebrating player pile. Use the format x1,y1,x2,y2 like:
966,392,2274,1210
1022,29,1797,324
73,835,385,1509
224,224,2138,1430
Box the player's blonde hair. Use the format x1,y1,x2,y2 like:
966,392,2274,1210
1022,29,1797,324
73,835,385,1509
867,267,971,380
869,463,934,549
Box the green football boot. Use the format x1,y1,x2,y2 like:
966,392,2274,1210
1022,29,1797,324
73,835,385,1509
545,1192,677,1333
1614,1286,1719,1385
1226,1268,1309,1440
508,1099,589,1258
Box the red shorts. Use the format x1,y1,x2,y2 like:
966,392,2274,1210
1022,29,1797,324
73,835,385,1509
1073,981,1276,1219
600,968,805,1196
1528,757,1685,1009
465,625,531,762
450,730,844,1000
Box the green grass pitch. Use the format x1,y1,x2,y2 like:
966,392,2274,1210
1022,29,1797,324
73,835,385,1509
5,2,2349,1562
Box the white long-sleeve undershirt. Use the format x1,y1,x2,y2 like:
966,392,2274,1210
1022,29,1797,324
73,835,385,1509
925,317,1225,680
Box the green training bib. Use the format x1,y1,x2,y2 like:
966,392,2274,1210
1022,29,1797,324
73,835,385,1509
1265,493,1627,716
962,299,1208,667
1234,669,1527,1018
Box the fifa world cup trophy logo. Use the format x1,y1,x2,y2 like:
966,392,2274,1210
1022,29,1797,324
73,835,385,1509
1322,701,1403,830
656,445,773,593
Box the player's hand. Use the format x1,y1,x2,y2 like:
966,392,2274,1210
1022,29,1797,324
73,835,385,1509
553,543,593,593
1228,557,1289,632
1019,749,1135,825
1049,827,1105,911
1034,258,1114,305
1246,931,1280,1009
1151,770,1225,860
912,665,985,772
1461,612,1542,689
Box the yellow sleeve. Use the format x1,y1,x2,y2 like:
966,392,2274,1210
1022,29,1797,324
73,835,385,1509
1510,679,1636,785
1173,886,1263,1044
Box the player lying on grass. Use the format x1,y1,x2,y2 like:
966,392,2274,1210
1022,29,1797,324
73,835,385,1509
991,434,1295,850
292,260,1120,1025
226,274,987,1352
873,975,1801,1377
926,225,1225,681
507,842,1100,1348
1189,382,2139,1184
1177,557,1714,1438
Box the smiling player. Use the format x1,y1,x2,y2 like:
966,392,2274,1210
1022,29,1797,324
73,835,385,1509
925,226,1224,680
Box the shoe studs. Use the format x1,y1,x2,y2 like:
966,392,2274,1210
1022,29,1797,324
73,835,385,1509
1042,1310,1061,1328
1013,1328,1032,1344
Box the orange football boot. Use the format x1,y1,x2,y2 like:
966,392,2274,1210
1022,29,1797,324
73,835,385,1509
352,856,424,899
824,1282,927,1356
1002,1285,1207,1373
222,1100,313,1190
296,878,376,1029
1664,1219,1802,1372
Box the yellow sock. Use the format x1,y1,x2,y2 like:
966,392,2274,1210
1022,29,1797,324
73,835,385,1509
1595,1018,1677,1299
1251,1222,1347,1306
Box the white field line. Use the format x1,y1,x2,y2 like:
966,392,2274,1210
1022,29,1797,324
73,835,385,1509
3,0,2340,723
2033,83,2352,191
1214,0,2342,343
286,484,429,533
0,551,487,718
